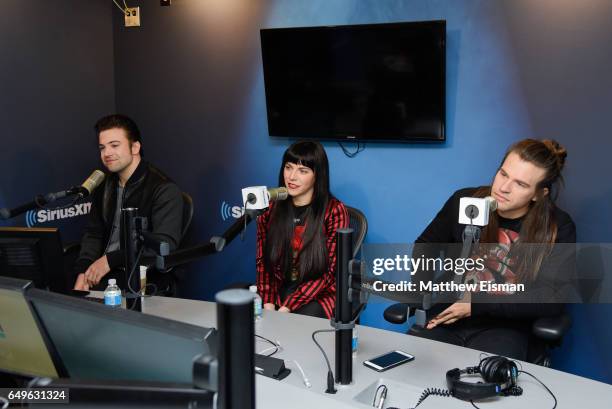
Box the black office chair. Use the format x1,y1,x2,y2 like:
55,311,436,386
383,245,605,367
161,192,194,295
527,245,607,366
346,205,368,259
383,299,571,367
180,191,194,240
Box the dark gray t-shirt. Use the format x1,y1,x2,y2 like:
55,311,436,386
105,185,124,254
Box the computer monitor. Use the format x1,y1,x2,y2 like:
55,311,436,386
0,227,66,293
0,277,64,378
26,288,217,384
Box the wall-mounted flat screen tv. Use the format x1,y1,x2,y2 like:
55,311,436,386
260,20,446,142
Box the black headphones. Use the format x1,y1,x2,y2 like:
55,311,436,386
446,356,521,401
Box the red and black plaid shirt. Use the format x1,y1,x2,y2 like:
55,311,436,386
256,198,349,318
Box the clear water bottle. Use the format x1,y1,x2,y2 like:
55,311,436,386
352,326,359,358
249,285,262,321
104,278,122,307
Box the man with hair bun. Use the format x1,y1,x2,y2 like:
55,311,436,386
411,138,576,360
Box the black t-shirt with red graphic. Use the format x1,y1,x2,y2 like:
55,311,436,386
281,203,311,296
415,187,576,322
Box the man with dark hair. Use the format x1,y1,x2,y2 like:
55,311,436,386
73,114,183,292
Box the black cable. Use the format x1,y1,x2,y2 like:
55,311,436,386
125,246,154,310
518,370,557,409
126,246,144,296
310,306,366,394
311,329,336,394
412,387,451,408
36,194,81,212
373,384,388,406
338,141,365,158
255,333,279,357
311,329,335,374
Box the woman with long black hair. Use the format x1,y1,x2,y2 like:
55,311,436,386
256,141,348,319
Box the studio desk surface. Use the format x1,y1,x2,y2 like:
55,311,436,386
136,295,611,409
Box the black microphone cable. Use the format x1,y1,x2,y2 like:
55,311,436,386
373,384,388,408
514,370,557,409
311,304,367,394
255,333,280,357
35,193,81,212
338,141,366,158
311,329,337,394
125,247,158,308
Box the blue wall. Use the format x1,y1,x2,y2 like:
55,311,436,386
0,0,115,241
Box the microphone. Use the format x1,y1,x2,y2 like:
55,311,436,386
45,170,106,202
484,196,497,212
266,187,288,202
80,170,106,197
458,196,497,227
241,186,288,211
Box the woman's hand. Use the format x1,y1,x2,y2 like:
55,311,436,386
263,303,276,311
278,306,290,313
426,292,471,329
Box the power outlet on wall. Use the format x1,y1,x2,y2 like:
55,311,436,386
125,7,141,27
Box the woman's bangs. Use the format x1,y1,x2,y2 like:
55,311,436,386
283,147,315,170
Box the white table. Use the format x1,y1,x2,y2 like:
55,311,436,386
137,296,611,409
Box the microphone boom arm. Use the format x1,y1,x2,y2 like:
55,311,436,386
0,195,48,220
155,208,263,271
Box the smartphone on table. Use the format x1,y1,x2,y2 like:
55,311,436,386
363,350,415,372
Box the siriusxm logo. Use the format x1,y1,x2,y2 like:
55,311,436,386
220,201,244,221
25,202,92,227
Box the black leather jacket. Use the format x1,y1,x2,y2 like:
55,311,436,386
74,160,183,277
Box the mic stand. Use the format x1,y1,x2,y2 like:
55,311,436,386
193,289,255,409
0,195,48,220
0,188,88,220
454,224,481,298
397,224,482,328
122,209,170,311
331,228,361,386
155,209,263,271
327,229,372,387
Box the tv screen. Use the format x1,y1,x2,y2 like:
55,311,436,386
260,20,446,142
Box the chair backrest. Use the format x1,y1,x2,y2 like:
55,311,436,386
576,245,607,303
346,206,368,259
181,192,194,240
